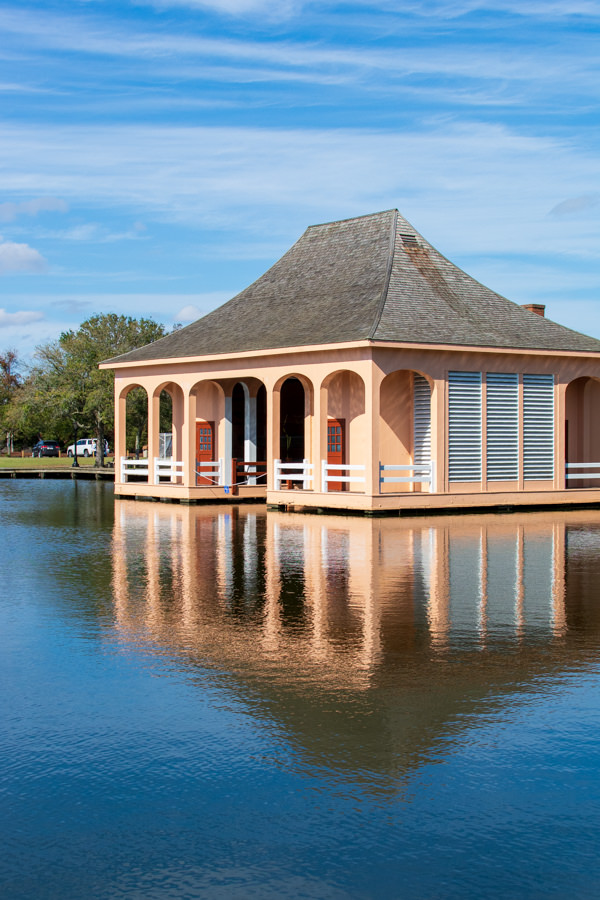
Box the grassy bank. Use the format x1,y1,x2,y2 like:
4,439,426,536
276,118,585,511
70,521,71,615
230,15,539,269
0,456,114,469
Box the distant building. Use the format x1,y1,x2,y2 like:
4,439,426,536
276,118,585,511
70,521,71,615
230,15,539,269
101,209,600,513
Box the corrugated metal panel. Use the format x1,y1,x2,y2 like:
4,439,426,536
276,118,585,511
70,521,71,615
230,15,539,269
413,374,431,466
449,371,482,482
523,374,554,480
486,373,519,481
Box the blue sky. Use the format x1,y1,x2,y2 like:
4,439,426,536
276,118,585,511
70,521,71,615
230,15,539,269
1,0,599,359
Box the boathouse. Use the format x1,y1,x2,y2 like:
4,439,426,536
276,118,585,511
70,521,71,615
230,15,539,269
101,209,600,513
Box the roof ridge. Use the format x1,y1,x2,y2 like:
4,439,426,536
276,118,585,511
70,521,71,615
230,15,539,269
368,209,398,340
306,208,396,230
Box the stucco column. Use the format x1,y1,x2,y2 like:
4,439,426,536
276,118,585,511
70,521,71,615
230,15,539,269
147,389,161,477
266,382,280,492
555,380,567,490
182,389,197,488
311,378,327,492
115,381,128,482
430,376,446,493
223,393,233,486
364,361,384,496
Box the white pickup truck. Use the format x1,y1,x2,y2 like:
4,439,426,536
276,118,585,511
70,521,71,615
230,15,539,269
66,438,109,457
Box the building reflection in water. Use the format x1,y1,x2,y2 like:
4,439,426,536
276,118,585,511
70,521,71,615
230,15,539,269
111,501,600,780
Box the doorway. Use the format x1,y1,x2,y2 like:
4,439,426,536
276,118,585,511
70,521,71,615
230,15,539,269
196,420,214,484
327,417,345,490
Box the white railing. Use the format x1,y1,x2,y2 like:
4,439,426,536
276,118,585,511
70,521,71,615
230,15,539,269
321,461,366,492
379,461,436,492
154,457,184,484
196,458,224,486
120,457,149,483
274,459,313,491
566,462,600,482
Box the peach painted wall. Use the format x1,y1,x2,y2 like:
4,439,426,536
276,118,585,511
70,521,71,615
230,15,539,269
108,338,600,495
565,376,600,487
192,381,223,456
325,370,366,467
379,370,413,493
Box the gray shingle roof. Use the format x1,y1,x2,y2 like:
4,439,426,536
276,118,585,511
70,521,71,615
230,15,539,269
107,209,600,363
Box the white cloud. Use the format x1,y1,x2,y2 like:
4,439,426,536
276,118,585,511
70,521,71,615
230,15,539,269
0,240,48,274
58,223,100,241
1,5,598,95
0,307,44,327
151,0,300,13
0,293,233,361
36,222,149,243
175,304,202,322
549,195,600,217
144,0,600,18
36,291,231,319
0,121,598,261
0,316,78,363
0,197,68,222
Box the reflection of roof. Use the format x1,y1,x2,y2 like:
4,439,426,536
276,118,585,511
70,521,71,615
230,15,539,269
107,209,600,363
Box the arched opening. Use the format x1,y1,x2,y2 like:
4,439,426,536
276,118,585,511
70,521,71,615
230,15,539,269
322,370,366,491
380,370,432,493
125,386,149,459
232,383,246,461
280,377,306,461
257,384,267,463
158,389,173,457
116,383,150,483
190,380,224,486
147,382,185,484
228,379,268,486
565,376,600,487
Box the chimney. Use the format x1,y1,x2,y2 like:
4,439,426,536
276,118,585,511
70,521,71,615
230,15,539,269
522,303,545,317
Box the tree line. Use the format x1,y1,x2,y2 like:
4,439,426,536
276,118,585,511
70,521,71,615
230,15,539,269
1,313,171,466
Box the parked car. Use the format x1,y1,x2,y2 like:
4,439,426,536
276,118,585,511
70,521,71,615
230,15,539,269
66,438,109,457
31,440,61,458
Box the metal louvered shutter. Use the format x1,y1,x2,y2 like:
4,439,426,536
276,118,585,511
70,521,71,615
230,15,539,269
523,374,554,480
413,374,431,466
448,371,482,482
486,373,519,481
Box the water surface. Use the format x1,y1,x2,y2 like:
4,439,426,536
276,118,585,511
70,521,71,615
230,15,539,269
2,481,600,898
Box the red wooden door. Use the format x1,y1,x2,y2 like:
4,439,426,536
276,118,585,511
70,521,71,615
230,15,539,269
327,418,345,491
196,421,214,485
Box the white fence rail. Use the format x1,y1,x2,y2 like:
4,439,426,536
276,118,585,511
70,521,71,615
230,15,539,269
321,461,366,492
120,457,149,482
566,462,600,482
154,457,184,484
379,461,436,492
196,458,224,486
274,459,313,491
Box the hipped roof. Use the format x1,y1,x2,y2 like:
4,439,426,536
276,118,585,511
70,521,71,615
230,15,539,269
108,209,600,364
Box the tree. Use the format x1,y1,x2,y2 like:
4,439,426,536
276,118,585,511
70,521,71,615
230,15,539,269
28,314,168,466
0,350,22,453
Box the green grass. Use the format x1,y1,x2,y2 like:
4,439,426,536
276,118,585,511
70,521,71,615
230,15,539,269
0,455,114,469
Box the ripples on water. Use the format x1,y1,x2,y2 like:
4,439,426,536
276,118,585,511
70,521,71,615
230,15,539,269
2,481,600,899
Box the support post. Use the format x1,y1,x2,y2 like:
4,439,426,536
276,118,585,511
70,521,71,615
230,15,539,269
274,459,281,491
182,390,197,488
245,393,257,485
266,384,280,492
223,394,233,486
303,458,310,491
364,361,383,496
148,389,160,475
